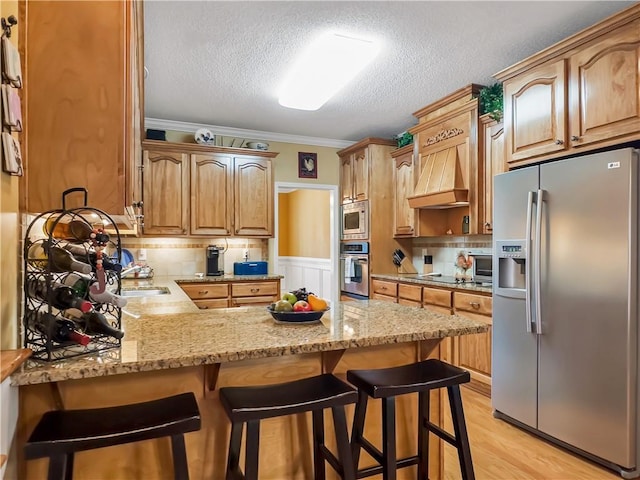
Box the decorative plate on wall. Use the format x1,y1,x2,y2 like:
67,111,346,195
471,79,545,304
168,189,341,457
195,128,215,145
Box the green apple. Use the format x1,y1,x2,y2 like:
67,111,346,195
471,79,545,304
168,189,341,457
282,292,298,305
274,300,293,312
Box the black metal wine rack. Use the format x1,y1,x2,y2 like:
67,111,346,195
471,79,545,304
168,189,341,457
23,206,123,362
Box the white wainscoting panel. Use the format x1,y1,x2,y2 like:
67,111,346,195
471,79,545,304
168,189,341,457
276,256,333,300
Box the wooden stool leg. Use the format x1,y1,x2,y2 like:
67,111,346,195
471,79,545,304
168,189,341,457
48,454,68,480
245,420,261,480
350,390,368,471
171,434,190,480
447,386,475,480
312,409,327,480
332,406,355,480
382,397,397,480
226,422,243,480
417,391,430,480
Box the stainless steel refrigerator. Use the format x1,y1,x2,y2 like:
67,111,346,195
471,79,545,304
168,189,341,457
492,147,639,479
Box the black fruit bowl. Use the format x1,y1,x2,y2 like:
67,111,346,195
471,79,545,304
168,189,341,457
267,306,330,323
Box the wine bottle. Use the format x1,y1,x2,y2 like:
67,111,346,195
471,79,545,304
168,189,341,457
27,243,92,274
43,217,109,244
30,311,91,346
27,278,93,313
76,311,124,339
62,273,128,307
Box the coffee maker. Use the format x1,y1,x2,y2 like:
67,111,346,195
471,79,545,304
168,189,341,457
206,246,224,276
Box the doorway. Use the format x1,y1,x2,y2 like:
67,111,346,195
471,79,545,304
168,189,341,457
271,182,339,304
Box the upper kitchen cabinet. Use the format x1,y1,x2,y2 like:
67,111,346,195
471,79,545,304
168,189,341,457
391,144,419,238
479,115,506,234
338,138,395,205
406,85,485,236
22,1,143,214
141,141,277,237
497,5,640,168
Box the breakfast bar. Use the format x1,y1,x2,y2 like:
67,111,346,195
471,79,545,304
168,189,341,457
12,279,488,479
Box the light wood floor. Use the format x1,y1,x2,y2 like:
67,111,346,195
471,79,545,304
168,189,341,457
443,387,621,480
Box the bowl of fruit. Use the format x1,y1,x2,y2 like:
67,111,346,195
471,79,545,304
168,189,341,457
267,288,329,324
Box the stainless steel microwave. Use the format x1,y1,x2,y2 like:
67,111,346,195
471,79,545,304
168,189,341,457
470,252,493,283
341,200,368,240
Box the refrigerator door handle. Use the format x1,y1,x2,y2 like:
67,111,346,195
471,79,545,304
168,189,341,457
525,190,534,333
535,188,545,335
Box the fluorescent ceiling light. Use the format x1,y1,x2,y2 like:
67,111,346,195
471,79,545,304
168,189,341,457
278,32,380,111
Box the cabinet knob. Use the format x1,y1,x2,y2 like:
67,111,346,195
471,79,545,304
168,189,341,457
469,301,480,309
132,201,144,209
198,290,209,295
484,222,491,228
251,288,259,293
555,139,564,145
199,306,209,309
571,135,580,141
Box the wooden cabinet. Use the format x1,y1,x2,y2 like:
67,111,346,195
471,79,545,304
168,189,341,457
371,279,398,302
392,145,419,237
179,279,280,309
23,1,143,215
340,147,368,204
142,148,189,235
479,116,506,234
498,7,640,167
398,283,422,307
452,292,492,393
142,141,277,237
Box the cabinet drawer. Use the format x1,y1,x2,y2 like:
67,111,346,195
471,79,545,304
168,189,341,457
423,287,452,308
398,298,422,308
454,292,492,316
231,282,279,297
371,293,397,303
398,283,422,303
180,283,229,300
194,298,230,310
231,295,277,307
372,280,398,297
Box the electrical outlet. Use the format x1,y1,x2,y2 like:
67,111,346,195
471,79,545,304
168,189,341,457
138,248,147,261
243,249,249,261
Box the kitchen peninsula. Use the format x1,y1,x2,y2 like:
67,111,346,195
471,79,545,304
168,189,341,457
12,279,488,479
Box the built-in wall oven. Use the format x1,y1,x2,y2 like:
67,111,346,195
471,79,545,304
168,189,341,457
340,241,369,298
341,200,368,240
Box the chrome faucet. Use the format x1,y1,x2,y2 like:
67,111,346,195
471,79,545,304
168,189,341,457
121,265,142,278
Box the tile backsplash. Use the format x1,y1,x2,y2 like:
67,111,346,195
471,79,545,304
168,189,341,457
120,237,268,277
410,235,492,276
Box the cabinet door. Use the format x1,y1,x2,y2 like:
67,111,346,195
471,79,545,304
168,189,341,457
234,157,273,237
569,20,640,148
25,1,136,214
352,149,369,202
393,150,417,237
453,292,492,389
504,59,567,164
340,157,353,203
481,119,505,234
142,149,189,235
190,154,233,236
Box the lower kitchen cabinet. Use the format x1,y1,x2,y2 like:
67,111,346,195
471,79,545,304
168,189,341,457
398,283,422,307
452,291,492,395
179,279,280,309
371,279,398,302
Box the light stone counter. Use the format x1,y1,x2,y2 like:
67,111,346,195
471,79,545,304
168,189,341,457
372,273,493,294
12,277,488,386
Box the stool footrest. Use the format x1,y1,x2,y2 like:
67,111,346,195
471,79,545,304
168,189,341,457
319,445,342,476
356,456,419,479
357,436,382,463
424,419,457,446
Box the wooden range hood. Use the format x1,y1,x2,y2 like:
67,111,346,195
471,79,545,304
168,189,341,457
407,146,469,209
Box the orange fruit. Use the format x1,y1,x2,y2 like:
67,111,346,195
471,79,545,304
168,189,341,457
307,294,328,311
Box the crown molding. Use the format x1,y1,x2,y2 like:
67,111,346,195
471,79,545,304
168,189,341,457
144,117,355,149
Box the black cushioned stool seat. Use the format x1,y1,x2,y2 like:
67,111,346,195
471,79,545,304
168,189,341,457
348,359,475,480
219,373,358,480
24,392,201,480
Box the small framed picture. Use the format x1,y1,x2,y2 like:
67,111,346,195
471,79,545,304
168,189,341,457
298,152,317,179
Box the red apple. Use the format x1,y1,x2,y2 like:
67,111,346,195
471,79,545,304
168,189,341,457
293,300,311,312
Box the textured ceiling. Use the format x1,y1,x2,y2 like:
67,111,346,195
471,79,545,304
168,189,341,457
144,1,633,144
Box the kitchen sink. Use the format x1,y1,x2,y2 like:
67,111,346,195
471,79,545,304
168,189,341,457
120,286,171,297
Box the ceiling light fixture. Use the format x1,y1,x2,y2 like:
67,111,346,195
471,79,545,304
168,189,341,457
278,32,380,111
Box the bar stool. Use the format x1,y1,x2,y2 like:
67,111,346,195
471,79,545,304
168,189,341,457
219,373,358,480
24,392,201,480
348,359,475,480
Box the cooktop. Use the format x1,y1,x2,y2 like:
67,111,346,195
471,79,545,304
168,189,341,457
419,275,492,286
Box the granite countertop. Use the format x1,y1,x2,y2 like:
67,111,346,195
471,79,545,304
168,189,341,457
12,277,488,386
371,273,493,294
